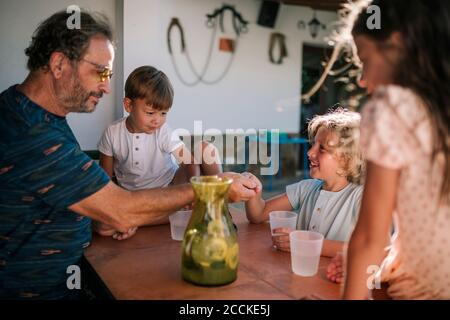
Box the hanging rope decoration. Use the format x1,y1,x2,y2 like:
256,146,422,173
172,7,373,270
268,33,288,65
167,5,249,86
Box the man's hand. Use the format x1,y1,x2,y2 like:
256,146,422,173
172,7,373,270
220,172,261,202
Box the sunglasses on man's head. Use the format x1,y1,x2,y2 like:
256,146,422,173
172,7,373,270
80,58,114,82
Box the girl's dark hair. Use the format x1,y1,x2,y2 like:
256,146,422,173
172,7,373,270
25,9,113,71
125,66,174,111
349,0,450,203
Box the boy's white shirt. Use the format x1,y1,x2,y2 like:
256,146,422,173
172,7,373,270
98,117,184,190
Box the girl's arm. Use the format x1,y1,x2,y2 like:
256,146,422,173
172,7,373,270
246,193,293,224
343,161,398,299
99,152,114,178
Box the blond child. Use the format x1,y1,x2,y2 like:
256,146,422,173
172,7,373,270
96,66,222,239
245,108,365,258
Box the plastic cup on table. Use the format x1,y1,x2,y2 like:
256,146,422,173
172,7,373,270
269,211,298,235
169,210,192,241
289,230,324,277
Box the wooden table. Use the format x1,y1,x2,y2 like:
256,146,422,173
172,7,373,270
84,208,340,300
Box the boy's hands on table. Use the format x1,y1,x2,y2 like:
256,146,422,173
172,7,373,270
272,227,294,252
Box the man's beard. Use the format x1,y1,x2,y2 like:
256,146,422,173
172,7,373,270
57,72,103,113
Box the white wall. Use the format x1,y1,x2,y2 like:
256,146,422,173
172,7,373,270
0,0,337,149
124,0,337,134
0,0,121,150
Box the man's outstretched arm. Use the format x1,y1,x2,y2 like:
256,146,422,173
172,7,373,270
69,181,195,233
70,173,259,233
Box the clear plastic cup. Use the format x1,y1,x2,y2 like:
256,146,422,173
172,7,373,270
169,210,192,241
289,230,324,277
269,211,298,235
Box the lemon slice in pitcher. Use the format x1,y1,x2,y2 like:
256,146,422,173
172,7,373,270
191,236,228,266
207,220,223,236
225,243,239,269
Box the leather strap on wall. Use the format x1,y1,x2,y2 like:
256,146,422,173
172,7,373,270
269,32,288,65
167,17,186,54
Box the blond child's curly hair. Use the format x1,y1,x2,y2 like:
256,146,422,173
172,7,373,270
308,107,365,185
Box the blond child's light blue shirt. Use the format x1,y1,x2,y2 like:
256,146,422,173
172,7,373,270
286,179,363,242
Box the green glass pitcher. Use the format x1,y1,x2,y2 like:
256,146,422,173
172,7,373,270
181,175,239,286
